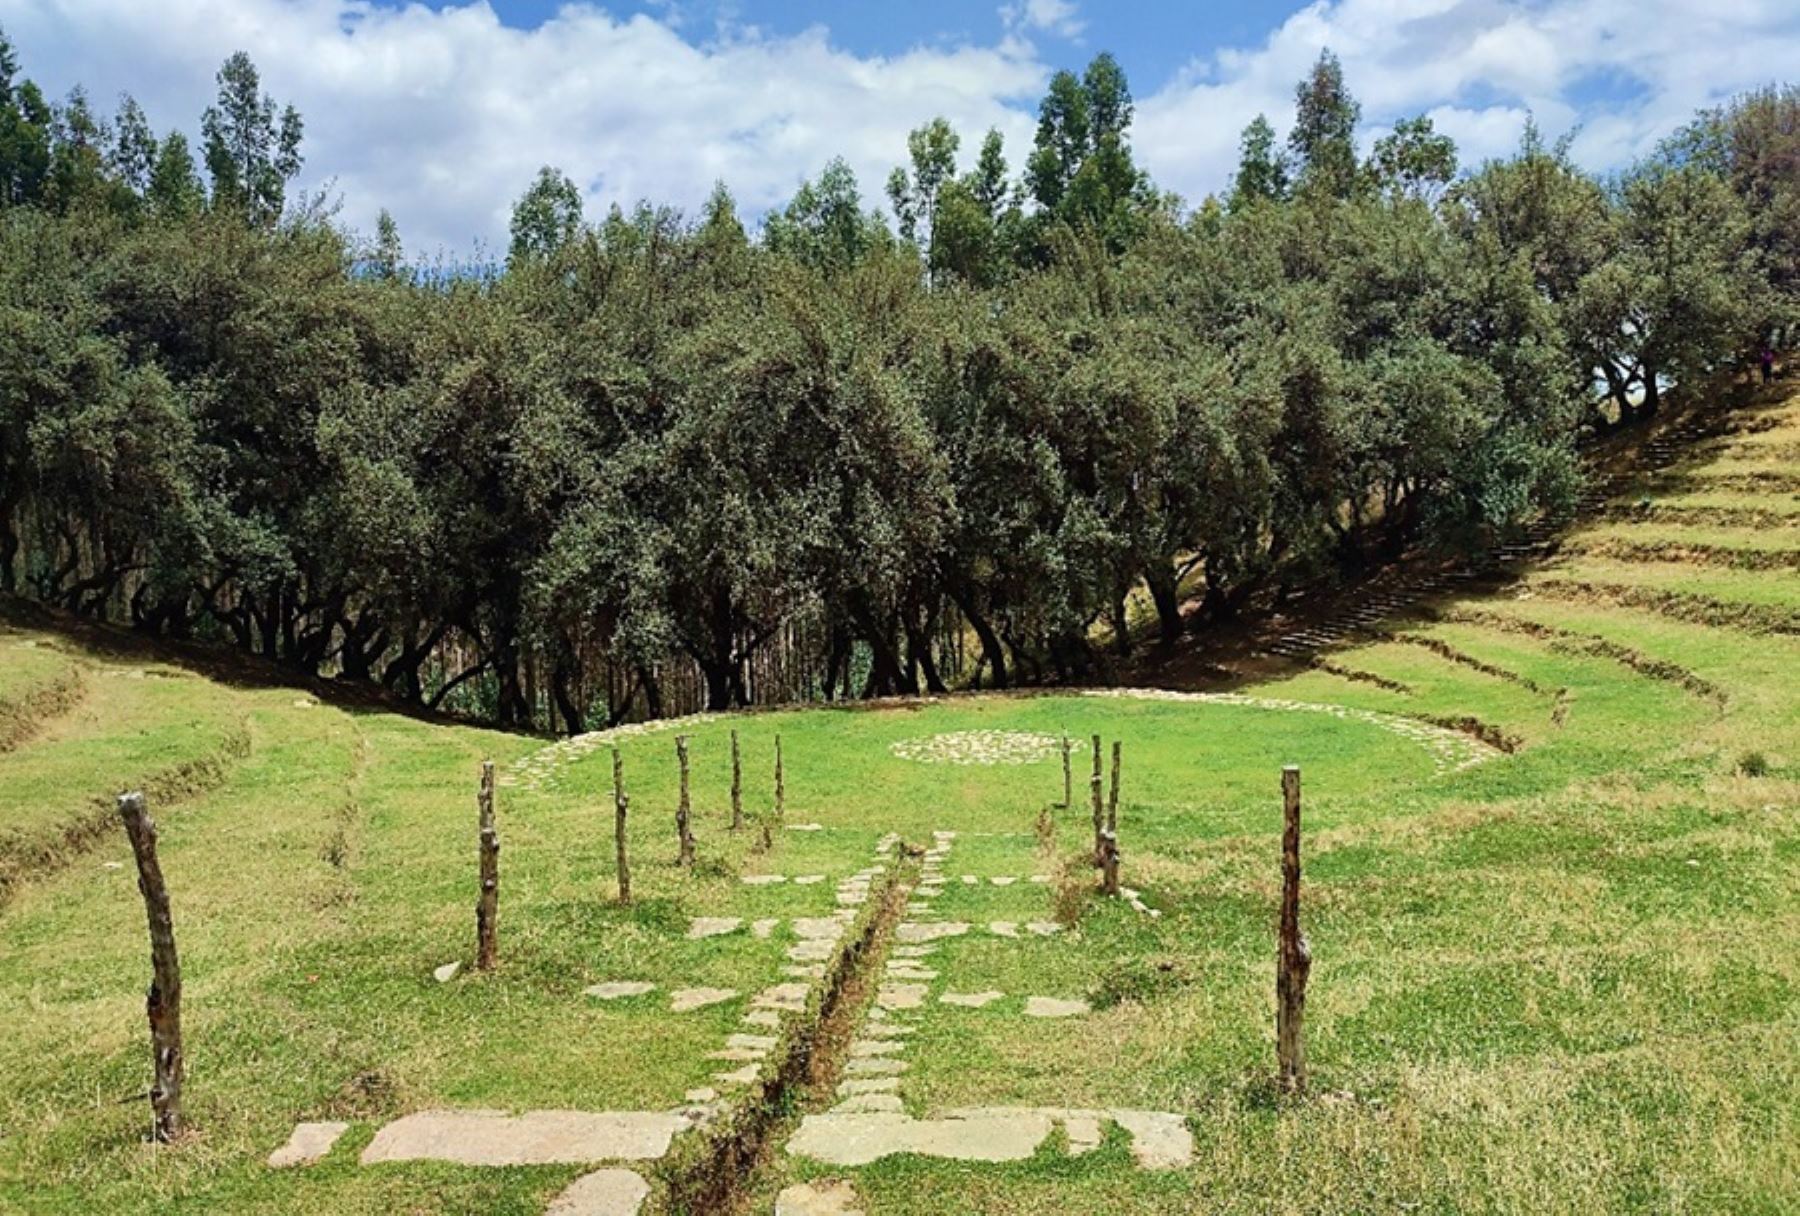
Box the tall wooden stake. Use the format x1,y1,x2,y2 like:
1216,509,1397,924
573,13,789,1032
1061,734,1072,808
730,729,743,831
1089,734,1104,864
1099,827,1121,896
118,792,183,1143
476,760,499,970
1107,740,1122,834
774,734,785,824
612,747,631,904
1276,765,1310,1094
675,735,695,867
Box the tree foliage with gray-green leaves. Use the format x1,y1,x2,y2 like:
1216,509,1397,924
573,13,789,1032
0,30,1792,731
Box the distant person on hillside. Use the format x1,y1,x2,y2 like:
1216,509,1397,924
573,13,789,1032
1760,347,1776,383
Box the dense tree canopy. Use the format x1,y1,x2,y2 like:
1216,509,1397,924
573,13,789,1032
0,29,1791,730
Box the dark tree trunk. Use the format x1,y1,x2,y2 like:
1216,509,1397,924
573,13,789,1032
1145,560,1183,643
949,585,1008,689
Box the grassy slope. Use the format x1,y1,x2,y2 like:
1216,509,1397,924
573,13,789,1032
2,386,1797,1215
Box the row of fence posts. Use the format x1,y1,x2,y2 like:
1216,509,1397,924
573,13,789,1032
108,732,1313,1142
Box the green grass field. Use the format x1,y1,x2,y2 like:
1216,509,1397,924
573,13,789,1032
2,388,1797,1215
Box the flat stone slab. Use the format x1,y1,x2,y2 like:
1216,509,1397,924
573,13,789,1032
742,874,787,885
787,939,836,962
834,1093,905,1114
894,921,968,943
713,1064,761,1086
890,944,936,958
990,876,1017,886
783,964,826,979
793,874,827,884
787,1111,1054,1166
941,990,1004,1008
876,983,927,1010
686,918,742,939
754,987,810,1014
989,921,1020,938
546,1168,652,1215
361,1110,684,1166
776,1179,866,1216
432,962,461,984
670,987,737,1012
788,823,825,831
943,1108,1194,1170
1025,922,1063,936
842,1057,908,1077
837,1078,901,1096
849,1039,906,1057
742,1009,782,1028
792,918,846,940
1024,997,1091,1018
585,981,656,1001
268,1120,349,1168
752,918,780,939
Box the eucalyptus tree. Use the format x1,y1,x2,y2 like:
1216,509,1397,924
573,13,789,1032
201,51,303,225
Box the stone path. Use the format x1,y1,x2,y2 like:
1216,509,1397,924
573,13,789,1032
267,1121,348,1168
545,1169,652,1215
360,1110,685,1166
788,1107,1193,1169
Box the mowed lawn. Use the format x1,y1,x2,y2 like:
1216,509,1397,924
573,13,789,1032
1,390,1796,1215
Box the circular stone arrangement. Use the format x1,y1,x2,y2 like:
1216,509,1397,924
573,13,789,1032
890,730,1061,766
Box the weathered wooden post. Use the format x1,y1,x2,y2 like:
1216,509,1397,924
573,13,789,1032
118,791,183,1143
1099,827,1121,896
774,734,785,823
612,747,631,904
730,729,743,831
1089,734,1104,864
1107,740,1122,834
1276,765,1310,1094
476,761,499,970
675,735,695,867
1061,734,1072,808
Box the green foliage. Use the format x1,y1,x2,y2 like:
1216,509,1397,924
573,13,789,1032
201,51,303,225
0,34,1787,735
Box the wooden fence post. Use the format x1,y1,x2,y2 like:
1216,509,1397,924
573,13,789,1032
117,791,183,1143
1090,734,1104,864
774,734,785,823
730,729,743,831
612,747,631,904
1061,734,1072,808
1277,765,1310,1094
1107,740,1122,834
476,761,499,970
675,735,695,867
1099,827,1121,896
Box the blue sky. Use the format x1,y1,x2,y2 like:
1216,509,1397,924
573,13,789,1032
2,1,1796,255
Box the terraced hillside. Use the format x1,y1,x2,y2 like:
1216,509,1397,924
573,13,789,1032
1,385,1796,1216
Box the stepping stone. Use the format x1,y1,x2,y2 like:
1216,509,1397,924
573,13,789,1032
786,1109,1053,1166
686,918,742,940
683,1088,718,1103
788,823,825,832
1029,874,1050,884
890,944,936,959
752,918,780,939
753,983,810,1011
876,983,927,1010
742,1009,782,1028
545,1168,652,1216
849,1039,906,1057
787,940,836,962
1024,997,1090,1019
361,1110,685,1166
670,987,737,1013
1025,922,1062,937
962,875,979,884
794,874,827,884
713,1064,761,1086
842,1057,908,1076
783,964,826,979
776,1179,866,1216
837,1078,901,1096
989,921,1020,938
792,918,846,940
1061,1113,1104,1154
1111,1109,1195,1169
432,962,461,984
895,921,968,943
834,1094,905,1114
940,990,1004,1008
268,1120,349,1168
884,964,937,980
585,981,656,1001
990,876,1018,886
741,874,787,885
